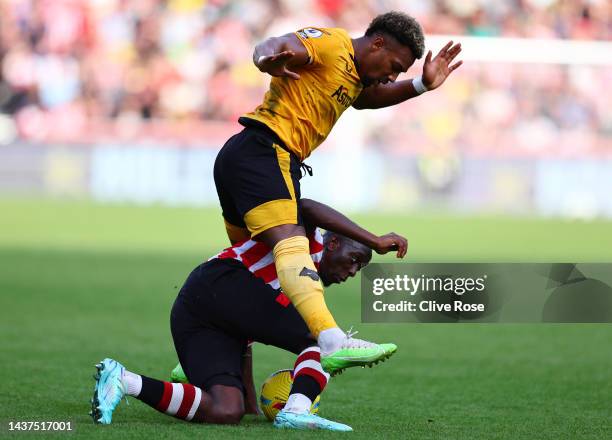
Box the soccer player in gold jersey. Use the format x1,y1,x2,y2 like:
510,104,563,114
213,11,462,364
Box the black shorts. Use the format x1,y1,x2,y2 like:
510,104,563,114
170,258,315,392
213,117,303,238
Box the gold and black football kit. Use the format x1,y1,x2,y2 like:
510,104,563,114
215,27,362,238
244,27,363,162
213,27,363,336
214,117,303,239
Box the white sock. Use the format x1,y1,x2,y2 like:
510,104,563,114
121,370,142,396
317,327,345,356
284,393,312,414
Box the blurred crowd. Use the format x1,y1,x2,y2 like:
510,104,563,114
0,0,610,152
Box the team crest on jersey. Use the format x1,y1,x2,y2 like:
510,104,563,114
300,28,323,38
344,59,353,73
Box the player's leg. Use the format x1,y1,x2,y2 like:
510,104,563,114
256,220,395,367
257,226,396,373
169,293,248,424
167,348,333,424
259,223,340,340
173,260,328,400
236,294,334,419
90,358,203,424
285,345,329,411
213,127,393,369
90,273,249,425
245,152,341,343
192,263,349,430
123,371,244,424
213,131,254,246
213,127,340,345
91,359,244,425
248,292,351,431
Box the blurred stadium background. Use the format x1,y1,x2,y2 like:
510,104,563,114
0,0,611,217
1,1,611,438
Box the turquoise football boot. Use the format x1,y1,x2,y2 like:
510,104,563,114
90,358,126,424
274,410,352,431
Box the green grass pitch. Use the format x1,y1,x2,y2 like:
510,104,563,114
1,198,611,439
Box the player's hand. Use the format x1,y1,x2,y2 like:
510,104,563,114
374,233,408,258
422,41,462,90
256,51,301,80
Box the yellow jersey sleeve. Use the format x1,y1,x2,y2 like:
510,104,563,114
295,27,339,67
242,27,363,161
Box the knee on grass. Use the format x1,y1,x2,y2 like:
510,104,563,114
200,385,245,425
206,402,244,424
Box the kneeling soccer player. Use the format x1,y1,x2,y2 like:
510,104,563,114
91,202,399,431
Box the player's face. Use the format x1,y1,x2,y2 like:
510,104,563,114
318,236,372,286
359,35,416,87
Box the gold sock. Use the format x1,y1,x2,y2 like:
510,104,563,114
273,236,337,337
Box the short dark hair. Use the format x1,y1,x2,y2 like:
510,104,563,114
323,231,373,261
365,11,425,59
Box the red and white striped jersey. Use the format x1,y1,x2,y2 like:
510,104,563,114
210,228,324,292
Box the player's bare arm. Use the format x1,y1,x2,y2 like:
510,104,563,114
300,198,408,258
353,41,462,110
253,33,310,80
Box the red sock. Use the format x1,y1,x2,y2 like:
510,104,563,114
137,375,202,421
290,346,330,399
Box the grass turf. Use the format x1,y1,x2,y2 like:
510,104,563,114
0,198,611,439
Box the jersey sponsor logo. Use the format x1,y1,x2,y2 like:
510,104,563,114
300,267,320,281
302,28,323,38
331,85,354,107
344,59,353,73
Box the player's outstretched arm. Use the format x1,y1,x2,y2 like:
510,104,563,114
253,33,311,80
300,198,407,258
352,79,421,109
353,41,462,110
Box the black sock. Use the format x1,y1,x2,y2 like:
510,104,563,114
137,375,165,408
290,374,321,402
